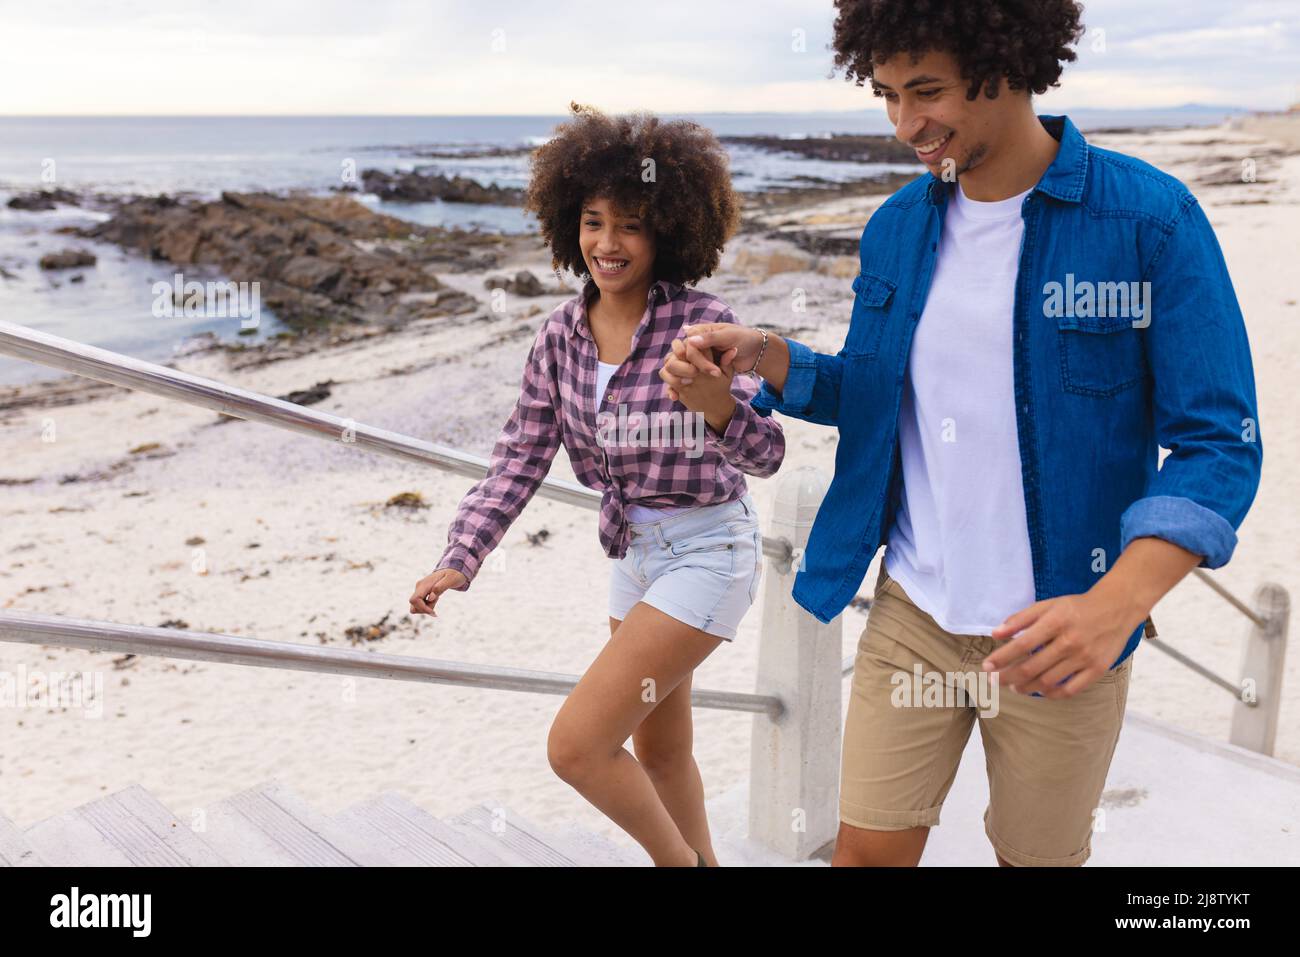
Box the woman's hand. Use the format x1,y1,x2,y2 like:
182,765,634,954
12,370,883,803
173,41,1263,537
659,337,739,434
409,568,467,617
659,336,720,402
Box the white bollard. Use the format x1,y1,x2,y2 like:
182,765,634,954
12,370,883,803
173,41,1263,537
1230,583,1290,756
748,465,842,859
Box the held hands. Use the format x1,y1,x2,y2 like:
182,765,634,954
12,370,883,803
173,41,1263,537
409,568,467,618
659,337,737,434
658,324,763,433
659,323,763,396
981,589,1144,696
660,335,731,403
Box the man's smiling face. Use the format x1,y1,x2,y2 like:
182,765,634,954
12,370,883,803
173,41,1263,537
871,49,1006,177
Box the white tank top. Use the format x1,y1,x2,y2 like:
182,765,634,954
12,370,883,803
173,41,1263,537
596,359,694,523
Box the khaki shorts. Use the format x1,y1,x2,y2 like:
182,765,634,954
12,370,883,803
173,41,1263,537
840,563,1133,866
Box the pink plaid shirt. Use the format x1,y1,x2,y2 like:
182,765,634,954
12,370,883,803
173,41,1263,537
435,277,786,588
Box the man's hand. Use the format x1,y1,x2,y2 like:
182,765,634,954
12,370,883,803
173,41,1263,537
981,590,1141,697
667,323,763,384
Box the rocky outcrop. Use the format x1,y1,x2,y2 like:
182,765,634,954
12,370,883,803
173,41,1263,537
360,169,525,205
720,133,919,165
8,188,80,211
79,191,494,330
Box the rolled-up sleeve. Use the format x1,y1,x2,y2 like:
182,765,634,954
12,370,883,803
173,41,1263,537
1118,195,1262,568
707,371,786,477
751,336,845,428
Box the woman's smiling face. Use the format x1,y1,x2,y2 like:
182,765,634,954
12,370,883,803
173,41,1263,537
579,196,656,295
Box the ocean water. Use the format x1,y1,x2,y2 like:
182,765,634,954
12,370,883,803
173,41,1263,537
0,109,1239,386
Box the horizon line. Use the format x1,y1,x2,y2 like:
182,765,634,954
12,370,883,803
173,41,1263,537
0,104,1258,120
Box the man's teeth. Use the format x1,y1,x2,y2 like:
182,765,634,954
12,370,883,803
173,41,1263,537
916,132,951,154
596,258,628,271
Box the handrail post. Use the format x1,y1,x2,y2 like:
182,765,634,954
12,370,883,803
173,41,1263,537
1229,582,1290,755
748,465,841,859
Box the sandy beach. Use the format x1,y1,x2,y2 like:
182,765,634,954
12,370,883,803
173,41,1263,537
2,119,1297,854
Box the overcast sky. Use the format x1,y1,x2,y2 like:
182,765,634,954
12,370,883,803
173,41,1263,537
1,0,1296,115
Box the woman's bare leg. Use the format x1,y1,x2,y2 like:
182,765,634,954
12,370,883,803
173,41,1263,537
601,616,720,865
630,670,720,866
547,601,723,866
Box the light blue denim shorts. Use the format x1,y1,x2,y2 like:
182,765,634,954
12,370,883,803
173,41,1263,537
608,493,763,642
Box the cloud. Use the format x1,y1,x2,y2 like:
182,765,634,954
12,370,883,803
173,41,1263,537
0,0,1295,114
1123,22,1290,58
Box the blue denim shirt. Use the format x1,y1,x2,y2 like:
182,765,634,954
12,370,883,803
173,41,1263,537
751,114,1262,670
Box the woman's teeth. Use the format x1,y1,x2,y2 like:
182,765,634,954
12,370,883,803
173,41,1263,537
915,132,952,156
596,257,628,272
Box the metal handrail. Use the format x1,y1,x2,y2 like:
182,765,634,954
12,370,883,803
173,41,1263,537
1144,636,1248,700
0,320,794,563
1,320,1276,707
0,610,784,717
1141,569,1272,700
1190,568,1265,628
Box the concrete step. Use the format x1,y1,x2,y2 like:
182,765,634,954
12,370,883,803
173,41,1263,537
446,801,581,867
23,784,229,866
196,779,393,866
332,792,513,866
0,812,47,866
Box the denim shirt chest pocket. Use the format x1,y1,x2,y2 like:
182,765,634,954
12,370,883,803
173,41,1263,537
842,272,898,358
1055,309,1149,398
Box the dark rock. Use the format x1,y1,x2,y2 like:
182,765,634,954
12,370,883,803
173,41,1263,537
484,269,551,297
7,188,80,211
280,256,344,294
279,380,334,406
39,248,97,270
360,169,524,206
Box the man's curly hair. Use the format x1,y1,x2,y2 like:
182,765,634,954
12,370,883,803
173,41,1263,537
524,103,740,286
831,0,1085,100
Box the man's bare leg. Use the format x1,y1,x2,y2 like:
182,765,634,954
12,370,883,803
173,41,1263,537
831,821,930,866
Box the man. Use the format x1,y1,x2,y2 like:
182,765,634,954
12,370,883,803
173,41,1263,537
660,0,1261,866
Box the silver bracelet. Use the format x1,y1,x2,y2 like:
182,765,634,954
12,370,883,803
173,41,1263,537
741,328,769,375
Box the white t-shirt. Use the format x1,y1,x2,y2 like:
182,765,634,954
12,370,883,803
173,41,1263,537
883,180,1037,635
595,359,694,523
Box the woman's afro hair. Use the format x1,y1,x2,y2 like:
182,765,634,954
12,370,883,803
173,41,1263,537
524,102,741,286
831,0,1086,100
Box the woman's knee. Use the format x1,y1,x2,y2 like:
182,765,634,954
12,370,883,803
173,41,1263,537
546,718,605,783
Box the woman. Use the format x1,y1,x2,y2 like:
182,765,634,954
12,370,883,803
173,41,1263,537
408,104,785,866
